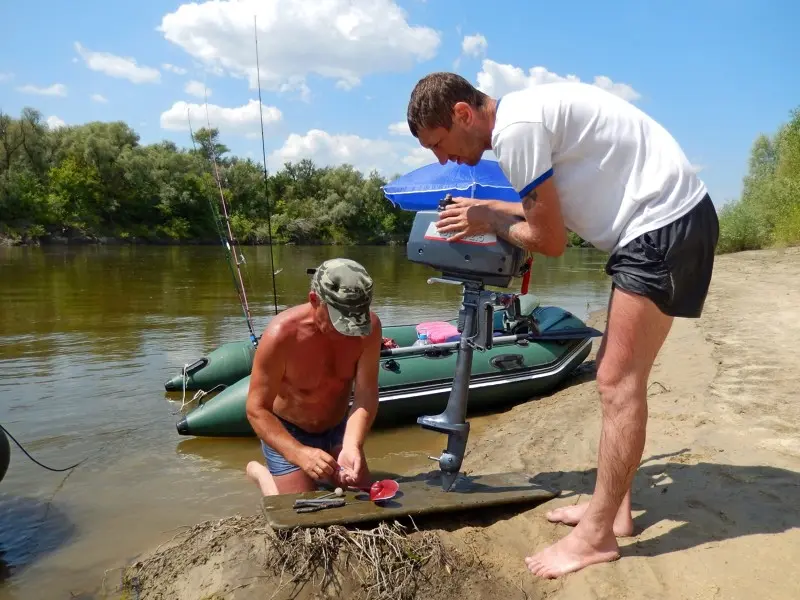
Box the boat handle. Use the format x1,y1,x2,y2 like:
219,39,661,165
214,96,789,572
489,354,525,371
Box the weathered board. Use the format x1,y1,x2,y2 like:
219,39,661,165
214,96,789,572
261,470,559,530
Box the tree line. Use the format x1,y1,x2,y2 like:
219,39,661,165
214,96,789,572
0,107,597,249
716,106,800,254
0,107,416,246
10,103,794,256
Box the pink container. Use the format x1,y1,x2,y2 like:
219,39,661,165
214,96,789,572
416,321,460,344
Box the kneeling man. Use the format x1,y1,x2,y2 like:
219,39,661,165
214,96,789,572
245,258,382,495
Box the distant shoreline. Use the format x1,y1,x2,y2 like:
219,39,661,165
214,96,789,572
0,232,406,248
0,231,595,249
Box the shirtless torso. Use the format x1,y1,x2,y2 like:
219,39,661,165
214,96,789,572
271,303,369,432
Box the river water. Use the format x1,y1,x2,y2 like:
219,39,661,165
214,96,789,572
0,244,611,599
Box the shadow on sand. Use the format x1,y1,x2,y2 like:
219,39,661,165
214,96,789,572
388,447,799,562
523,448,800,558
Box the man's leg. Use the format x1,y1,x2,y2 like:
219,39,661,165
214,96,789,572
525,285,673,578
246,461,279,495
545,288,635,537
544,195,718,541
247,439,319,495
246,460,320,495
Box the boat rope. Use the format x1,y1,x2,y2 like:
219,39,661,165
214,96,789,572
181,361,188,404
171,381,227,414
172,363,225,412
0,423,86,472
254,14,280,318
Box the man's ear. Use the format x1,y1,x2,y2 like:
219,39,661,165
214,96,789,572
453,101,473,126
308,290,319,306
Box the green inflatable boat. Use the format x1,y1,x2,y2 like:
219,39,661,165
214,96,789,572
164,340,256,393
175,298,601,438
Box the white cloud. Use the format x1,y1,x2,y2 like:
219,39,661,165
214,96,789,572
268,129,423,175
401,147,433,169
16,83,67,96
74,42,161,84
476,59,641,102
91,93,108,103
160,99,282,134
162,63,188,75
158,0,440,97
46,115,66,129
401,147,497,170
185,80,209,98
0,72,13,83
266,129,502,177
462,34,487,58
388,121,411,136
591,75,642,102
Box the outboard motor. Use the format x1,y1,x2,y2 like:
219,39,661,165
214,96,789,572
405,195,531,491
406,195,528,288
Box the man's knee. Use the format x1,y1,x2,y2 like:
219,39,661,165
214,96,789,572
596,360,649,411
273,470,316,494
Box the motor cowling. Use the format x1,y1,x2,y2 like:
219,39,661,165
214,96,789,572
405,195,528,288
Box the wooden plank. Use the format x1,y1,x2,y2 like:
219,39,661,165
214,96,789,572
261,470,559,530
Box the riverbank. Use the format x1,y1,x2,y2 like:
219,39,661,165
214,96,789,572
103,246,800,600
0,230,401,247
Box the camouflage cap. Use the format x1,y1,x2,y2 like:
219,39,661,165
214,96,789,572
311,258,374,336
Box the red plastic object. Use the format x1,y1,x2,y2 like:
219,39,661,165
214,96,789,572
368,479,399,502
520,257,533,294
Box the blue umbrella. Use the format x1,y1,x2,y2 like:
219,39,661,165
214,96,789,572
382,158,521,211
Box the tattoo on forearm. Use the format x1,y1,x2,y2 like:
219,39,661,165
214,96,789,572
522,189,538,212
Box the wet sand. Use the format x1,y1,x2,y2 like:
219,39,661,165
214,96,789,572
107,247,800,600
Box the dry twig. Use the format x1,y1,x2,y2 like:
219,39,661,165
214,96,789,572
264,520,452,600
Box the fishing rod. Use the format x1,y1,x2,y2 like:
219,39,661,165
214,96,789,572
194,92,260,347
254,14,280,317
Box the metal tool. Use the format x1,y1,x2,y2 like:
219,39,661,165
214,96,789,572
293,498,346,513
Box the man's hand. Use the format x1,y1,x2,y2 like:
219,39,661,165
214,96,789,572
434,180,567,257
336,444,366,487
296,446,339,482
435,198,495,242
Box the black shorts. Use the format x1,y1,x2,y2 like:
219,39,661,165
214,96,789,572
605,193,719,318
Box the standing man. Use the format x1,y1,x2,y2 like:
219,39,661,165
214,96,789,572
245,258,382,496
405,73,719,578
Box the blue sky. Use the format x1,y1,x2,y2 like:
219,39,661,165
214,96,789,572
1,0,797,205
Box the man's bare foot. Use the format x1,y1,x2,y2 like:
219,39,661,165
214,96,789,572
546,501,635,537
246,460,278,496
525,527,620,578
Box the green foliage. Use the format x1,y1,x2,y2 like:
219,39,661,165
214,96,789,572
0,106,590,248
567,230,590,248
0,108,419,246
718,107,800,254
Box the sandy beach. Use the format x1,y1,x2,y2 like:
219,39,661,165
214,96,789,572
111,247,800,600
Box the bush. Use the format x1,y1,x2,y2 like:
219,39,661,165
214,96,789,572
717,107,800,254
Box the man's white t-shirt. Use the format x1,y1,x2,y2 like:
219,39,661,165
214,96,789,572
491,82,708,253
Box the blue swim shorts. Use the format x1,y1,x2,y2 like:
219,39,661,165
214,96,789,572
261,415,347,477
